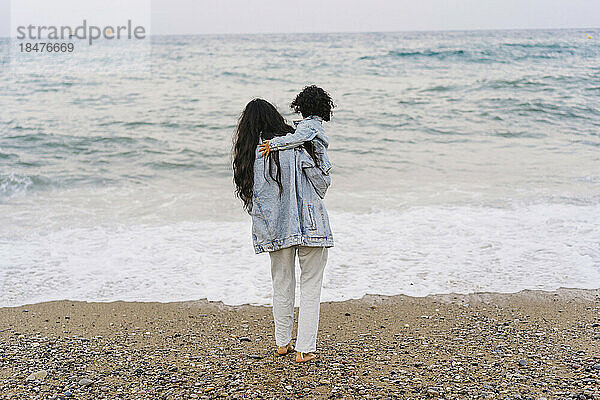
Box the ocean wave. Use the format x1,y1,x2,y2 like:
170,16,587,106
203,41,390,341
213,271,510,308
358,42,589,64
479,78,549,89
1,204,598,307
221,71,251,78
420,85,455,93
360,49,467,60
503,43,573,50
576,175,600,185
391,49,466,57
503,43,580,60
0,152,18,160
0,172,34,197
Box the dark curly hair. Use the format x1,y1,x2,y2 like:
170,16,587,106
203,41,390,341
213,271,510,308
290,85,335,122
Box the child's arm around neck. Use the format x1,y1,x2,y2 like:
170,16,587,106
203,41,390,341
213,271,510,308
266,117,324,152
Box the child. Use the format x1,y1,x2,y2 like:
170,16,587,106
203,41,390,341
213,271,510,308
259,85,334,174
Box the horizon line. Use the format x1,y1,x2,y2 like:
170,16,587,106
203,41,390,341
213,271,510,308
0,26,598,39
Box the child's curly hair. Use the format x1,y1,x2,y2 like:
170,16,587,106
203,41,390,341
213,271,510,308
290,85,335,121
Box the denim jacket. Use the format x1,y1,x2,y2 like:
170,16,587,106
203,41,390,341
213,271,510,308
266,116,332,174
250,145,334,254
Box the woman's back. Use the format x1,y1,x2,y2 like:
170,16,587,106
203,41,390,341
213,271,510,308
250,146,333,254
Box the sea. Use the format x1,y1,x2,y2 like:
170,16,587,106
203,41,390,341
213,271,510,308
1,29,599,307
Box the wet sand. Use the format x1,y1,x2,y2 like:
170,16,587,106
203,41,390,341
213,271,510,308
1,288,599,399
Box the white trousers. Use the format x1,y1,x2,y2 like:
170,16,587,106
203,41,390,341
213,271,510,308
269,246,328,353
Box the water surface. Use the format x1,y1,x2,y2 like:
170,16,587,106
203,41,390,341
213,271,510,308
1,30,599,306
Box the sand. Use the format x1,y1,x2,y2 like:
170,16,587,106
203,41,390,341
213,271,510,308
1,288,599,399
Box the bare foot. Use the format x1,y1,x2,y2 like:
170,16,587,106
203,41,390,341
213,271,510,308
276,343,294,355
295,352,317,363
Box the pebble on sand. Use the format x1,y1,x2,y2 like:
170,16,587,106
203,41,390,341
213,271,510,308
78,378,93,387
26,370,48,381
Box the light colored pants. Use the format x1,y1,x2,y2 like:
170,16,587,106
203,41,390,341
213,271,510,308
269,246,328,353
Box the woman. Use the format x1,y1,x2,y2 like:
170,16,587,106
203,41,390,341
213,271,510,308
232,98,334,363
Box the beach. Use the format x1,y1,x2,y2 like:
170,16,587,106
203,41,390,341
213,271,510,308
1,288,599,399
2,17,599,400
2,13,599,400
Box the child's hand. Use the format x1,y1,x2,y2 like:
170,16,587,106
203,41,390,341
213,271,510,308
259,141,271,157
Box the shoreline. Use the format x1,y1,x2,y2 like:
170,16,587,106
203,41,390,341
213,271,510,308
2,288,599,399
4,286,600,310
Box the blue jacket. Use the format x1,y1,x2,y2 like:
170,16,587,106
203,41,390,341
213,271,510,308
250,145,333,254
266,116,332,174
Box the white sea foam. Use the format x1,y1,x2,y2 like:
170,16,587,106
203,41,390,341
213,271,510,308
0,172,33,197
1,203,598,307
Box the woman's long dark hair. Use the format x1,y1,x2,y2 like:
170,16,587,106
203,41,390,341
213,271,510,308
233,98,319,213
233,99,291,212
